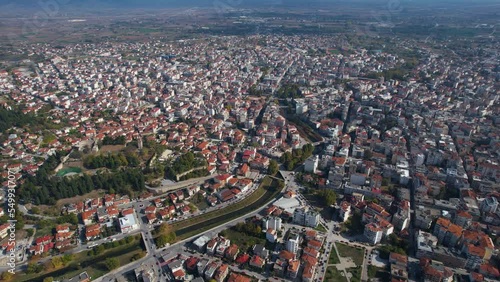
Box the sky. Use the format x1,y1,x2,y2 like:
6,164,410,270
0,0,498,10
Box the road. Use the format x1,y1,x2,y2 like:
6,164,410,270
18,204,56,219
145,174,217,193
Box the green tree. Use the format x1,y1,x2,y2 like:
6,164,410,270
61,254,73,265
268,160,279,176
156,234,169,248
104,258,120,270
26,228,35,237
43,278,54,282
93,244,105,255
26,263,43,274
51,257,63,269
319,190,337,206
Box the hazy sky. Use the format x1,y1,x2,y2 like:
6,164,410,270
1,0,498,10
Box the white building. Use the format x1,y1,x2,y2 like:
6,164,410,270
304,210,320,228
294,208,320,228
293,208,307,225
286,233,300,253
364,223,383,245
415,153,425,166
119,213,139,233
262,216,282,231
338,201,351,222
304,155,319,173
295,102,308,115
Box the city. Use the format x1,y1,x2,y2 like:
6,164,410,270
0,0,499,282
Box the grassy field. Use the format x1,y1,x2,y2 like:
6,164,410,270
324,266,347,282
19,235,145,282
329,244,340,264
172,176,282,240
224,229,266,252
190,194,210,211
336,243,364,266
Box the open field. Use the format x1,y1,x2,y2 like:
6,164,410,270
336,243,364,266
55,190,104,208
223,229,266,252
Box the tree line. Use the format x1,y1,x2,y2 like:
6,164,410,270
83,152,140,169
102,135,126,145
19,153,145,205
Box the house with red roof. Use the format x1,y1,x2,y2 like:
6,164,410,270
146,213,157,224
227,273,251,282
35,235,53,246
225,244,239,261
55,239,72,250
144,206,157,214
235,253,250,264
249,255,265,269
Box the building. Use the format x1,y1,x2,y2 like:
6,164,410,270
480,196,498,213
304,155,319,172
364,223,383,245
293,207,320,227
61,271,91,282
192,235,211,252
262,216,282,230
266,228,278,243
119,213,138,233
287,259,300,278
338,201,351,222
305,210,320,228
293,208,306,225
286,232,300,253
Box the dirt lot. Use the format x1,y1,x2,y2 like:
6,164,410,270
100,145,126,152
55,190,104,208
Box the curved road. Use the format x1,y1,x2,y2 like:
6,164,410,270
145,174,218,193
